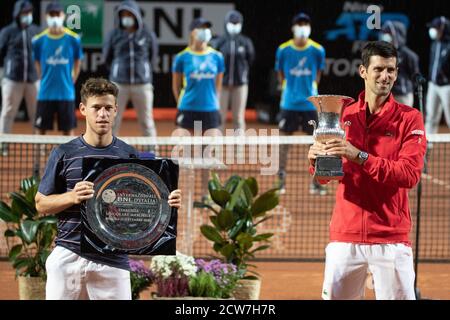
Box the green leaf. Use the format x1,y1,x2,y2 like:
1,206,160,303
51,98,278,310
39,250,51,267
20,177,36,193
10,192,36,219
254,215,273,226
20,220,40,244
25,184,38,204
224,175,241,194
13,257,32,271
219,243,236,261
251,190,279,218
253,233,274,242
228,219,245,239
250,245,270,254
236,233,253,250
208,175,222,193
210,189,231,207
200,225,224,244
39,224,56,249
4,229,16,237
217,209,235,230
38,215,58,224
8,244,23,261
209,216,220,229
225,180,245,212
193,202,219,215
213,242,223,253
245,177,258,197
241,183,253,207
0,201,19,223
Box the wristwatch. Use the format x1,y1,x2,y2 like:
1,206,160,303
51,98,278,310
357,151,369,164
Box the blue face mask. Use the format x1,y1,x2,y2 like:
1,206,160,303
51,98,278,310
195,28,212,43
121,16,135,28
20,13,33,26
380,33,393,43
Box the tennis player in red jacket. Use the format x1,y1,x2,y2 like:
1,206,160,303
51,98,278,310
308,41,427,300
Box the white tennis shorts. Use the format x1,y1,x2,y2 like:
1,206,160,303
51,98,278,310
322,242,416,300
45,246,131,300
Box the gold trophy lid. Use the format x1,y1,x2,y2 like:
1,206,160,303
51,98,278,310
307,95,355,114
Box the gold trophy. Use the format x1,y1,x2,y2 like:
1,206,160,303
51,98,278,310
308,95,355,180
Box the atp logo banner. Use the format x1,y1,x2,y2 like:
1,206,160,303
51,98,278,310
324,2,409,41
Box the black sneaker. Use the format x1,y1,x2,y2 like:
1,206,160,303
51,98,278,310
309,180,327,196
277,171,286,194
1,143,8,157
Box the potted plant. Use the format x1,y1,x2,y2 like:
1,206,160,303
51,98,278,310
150,253,197,298
149,253,239,299
191,258,240,299
0,177,57,300
194,173,280,299
129,259,154,300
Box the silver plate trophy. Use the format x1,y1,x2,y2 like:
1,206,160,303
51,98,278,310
86,163,171,250
308,95,355,180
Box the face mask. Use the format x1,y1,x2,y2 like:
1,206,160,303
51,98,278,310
380,33,393,43
46,16,64,28
226,22,242,35
293,25,311,39
121,16,135,28
429,28,438,40
20,13,33,26
196,28,212,43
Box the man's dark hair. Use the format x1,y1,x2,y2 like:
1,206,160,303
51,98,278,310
80,78,118,104
361,41,398,68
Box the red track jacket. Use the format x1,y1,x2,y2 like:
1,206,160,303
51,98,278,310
312,92,427,245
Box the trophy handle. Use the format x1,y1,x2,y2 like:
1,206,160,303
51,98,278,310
308,120,317,132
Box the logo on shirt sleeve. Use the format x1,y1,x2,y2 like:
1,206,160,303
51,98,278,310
411,129,424,136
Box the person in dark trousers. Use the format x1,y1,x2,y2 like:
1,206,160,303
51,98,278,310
424,16,450,136
102,0,158,138
0,0,41,143
275,12,326,195
210,10,255,132
32,1,83,136
35,78,181,300
380,20,420,107
309,41,426,300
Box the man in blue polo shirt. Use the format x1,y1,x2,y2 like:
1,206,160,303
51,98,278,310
35,78,182,300
275,12,326,195
32,1,83,135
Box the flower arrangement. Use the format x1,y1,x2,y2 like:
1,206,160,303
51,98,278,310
150,253,197,297
191,259,240,298
129,259,154,300
150,253,240,299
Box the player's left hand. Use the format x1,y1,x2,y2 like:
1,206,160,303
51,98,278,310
168,189,182,209
322,139,362,164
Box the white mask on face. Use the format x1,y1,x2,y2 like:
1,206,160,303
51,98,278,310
226,22,242,35
196,28,212,43
429,27,438,40
380,33,393,43
293,25,311,39
121,16,135,28
20,13,33,26
46,16,64,28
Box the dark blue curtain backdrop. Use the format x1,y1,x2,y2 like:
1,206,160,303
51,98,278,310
1,0,447,114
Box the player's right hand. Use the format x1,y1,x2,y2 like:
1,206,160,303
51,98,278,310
308,142,326,166
72,181,94,204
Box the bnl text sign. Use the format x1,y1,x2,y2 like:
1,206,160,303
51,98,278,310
41,1,234,47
